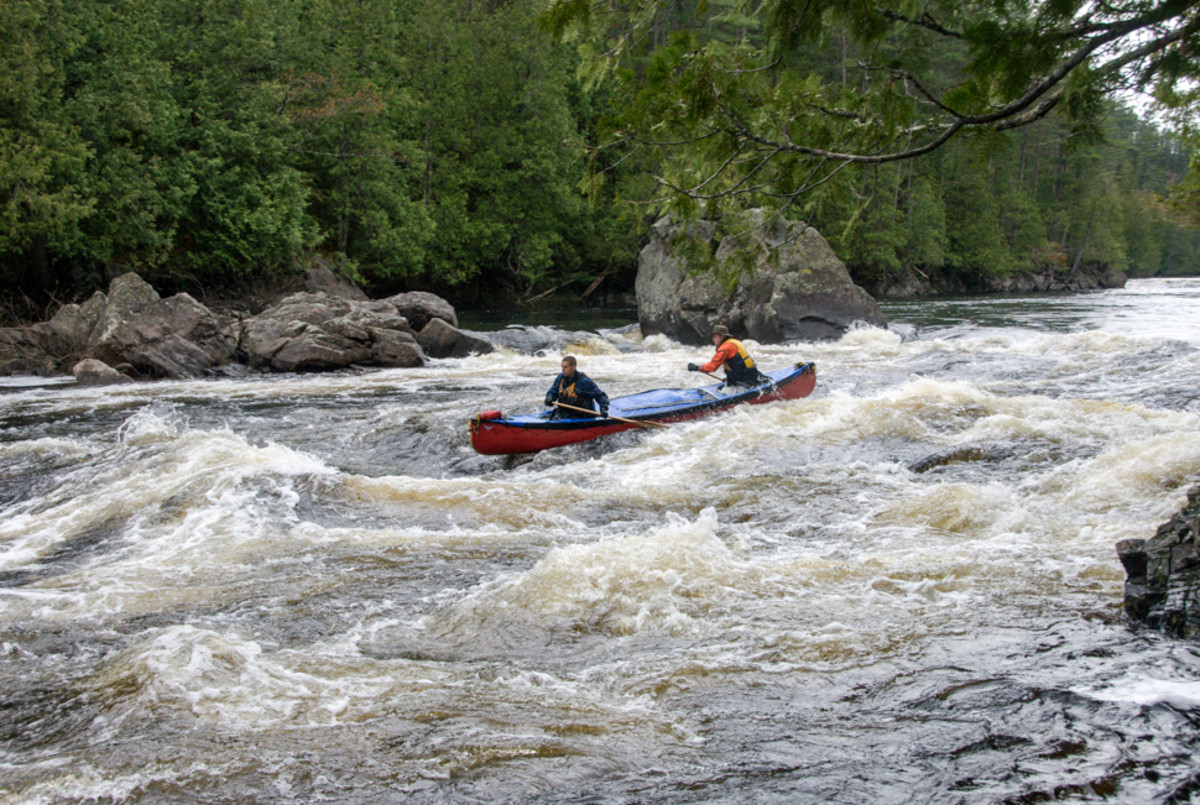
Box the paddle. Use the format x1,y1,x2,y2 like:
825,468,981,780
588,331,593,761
553,401,668,429
688,362,725,383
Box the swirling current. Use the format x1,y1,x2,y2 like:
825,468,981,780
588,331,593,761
2,278,1200,804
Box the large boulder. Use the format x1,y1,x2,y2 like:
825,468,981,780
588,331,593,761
370,329,427,368
386,291,457,330
92,272,162,350
94,292,240,379
417,317,495,359
1118,483,1200,639
242,292,426,372
636,212,885,344
40,290,109,359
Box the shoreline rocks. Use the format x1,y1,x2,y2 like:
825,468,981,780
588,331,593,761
0,272,492,382
1118,483,1200,639
864,262,1128,299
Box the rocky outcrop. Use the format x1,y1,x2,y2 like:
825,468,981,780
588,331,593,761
1118,483,1200,639
986,263,1128,294
241,293,425,372
98,291,240,379
0,326,60,376
51,274,238,379
636,212,886,345
0,272,493,380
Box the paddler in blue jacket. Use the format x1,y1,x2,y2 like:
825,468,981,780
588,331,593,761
545,355,609,419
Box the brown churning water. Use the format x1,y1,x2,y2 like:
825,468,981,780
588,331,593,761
1,278,1199,803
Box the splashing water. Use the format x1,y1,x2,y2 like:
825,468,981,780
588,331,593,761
2,279,1200,804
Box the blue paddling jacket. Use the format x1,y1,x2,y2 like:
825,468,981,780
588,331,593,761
545,371,609,416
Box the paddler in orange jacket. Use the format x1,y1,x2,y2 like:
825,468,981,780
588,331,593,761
687,324,767,387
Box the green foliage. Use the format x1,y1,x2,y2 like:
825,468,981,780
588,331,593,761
0,0,93,259
3,0,1199,308
944,171,1012,279
904,178,948,272
543,0,1200,287
0,0,636,305
283,0,433,280
399,0,593,293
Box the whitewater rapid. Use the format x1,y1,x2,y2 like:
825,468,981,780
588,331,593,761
2,279,1200,803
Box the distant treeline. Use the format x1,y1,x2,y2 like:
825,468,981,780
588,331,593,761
1,0,1197,321
809,106,1200,294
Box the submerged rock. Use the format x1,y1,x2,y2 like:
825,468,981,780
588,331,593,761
1118,483,1200,639
906,445,1014,474
72,359,133,385
482,324,620,356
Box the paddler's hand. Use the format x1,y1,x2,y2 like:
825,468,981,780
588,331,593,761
600,407,609,418
687,363,699,372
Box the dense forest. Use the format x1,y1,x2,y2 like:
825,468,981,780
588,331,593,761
2,0,1198,323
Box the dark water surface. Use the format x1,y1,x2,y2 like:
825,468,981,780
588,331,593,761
2,279,1200,804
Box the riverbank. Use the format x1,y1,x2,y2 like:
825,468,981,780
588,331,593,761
856,260,1130,298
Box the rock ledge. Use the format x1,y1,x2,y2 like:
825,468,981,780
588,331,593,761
1119,483,1200,639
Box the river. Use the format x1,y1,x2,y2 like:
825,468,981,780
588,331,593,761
2,278,1200,804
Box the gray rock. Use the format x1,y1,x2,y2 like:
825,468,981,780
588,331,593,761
636,212,886,344
243,292,424,371
386,291,458,330
370,329,427,367
94,293,239,378
93,272,161,352
1119,483,1200,639
42,290,108,359
270,327,373,372
72,358,132,385
417,317,495,358
0,327,58,375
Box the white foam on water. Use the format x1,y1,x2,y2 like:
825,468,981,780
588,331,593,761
0,436,95,463
427,508,767,640
0,411,344,620
343,473,590,532
87,624,448,731
1074,674,1200,709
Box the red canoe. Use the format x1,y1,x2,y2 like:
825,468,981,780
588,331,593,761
469,362,816,455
